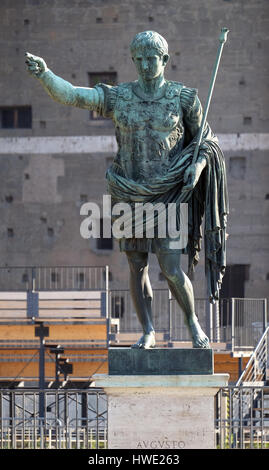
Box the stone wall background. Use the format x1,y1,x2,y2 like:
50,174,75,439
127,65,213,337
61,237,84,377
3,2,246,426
0,0,268,298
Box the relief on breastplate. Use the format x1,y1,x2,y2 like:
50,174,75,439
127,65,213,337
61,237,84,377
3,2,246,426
114,82,185,182
114,83,183,131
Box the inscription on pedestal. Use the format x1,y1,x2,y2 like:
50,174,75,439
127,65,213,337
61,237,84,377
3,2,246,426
108,348,213,375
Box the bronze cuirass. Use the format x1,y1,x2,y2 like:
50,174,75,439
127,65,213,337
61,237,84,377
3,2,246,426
113,81,185,183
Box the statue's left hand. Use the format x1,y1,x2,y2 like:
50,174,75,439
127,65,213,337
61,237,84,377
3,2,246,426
182,163,202,192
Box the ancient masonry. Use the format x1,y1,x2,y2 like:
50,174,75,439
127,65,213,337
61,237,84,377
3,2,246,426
0,0,268,299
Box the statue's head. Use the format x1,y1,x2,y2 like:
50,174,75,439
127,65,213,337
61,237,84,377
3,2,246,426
130,31,170,80
130,31,169,57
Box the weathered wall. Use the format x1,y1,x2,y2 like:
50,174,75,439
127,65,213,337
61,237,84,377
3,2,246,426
0,0,268,299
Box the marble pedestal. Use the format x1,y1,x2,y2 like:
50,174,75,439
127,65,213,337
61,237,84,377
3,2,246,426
93,349,229,449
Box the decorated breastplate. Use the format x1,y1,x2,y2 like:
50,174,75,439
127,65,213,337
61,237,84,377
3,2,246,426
113,81,185,182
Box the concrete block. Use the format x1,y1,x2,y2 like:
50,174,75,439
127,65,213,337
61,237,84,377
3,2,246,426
93,373,229,449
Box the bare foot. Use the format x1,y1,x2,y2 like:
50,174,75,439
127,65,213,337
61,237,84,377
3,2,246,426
189,316,210,349
131,331,156,349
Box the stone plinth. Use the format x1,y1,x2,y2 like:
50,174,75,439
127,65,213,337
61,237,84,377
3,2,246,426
93,372,229,449
108,347,213,375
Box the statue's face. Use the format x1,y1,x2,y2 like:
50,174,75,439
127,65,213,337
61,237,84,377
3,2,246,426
132,47,169,80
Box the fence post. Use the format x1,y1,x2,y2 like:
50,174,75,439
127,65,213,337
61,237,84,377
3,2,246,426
168,289,172,343
263,298,268,332
10,391,16,449
105,266,110,348
27,291,39,319
231,298,235,352
105,266,109,318
205,299,213,342
213,300,220,343
35,322,50,422
31,267,36,292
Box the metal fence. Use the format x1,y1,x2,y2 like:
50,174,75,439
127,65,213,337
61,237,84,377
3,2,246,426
236,327,269,385
0,267,267,350
1,387,269,449
110,289,170,334
110,290,268,349
0,266,109,291
0,389,107,449
216,386,269,449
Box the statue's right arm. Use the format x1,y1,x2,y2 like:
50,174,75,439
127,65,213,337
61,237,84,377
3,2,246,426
25,52,102,110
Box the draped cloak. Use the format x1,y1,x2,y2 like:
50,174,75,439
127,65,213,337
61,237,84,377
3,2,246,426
95,81,229,303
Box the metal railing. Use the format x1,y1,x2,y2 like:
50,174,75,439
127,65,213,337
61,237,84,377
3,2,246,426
1,387,269,449
109,289,170,334
236,327,269,385
230,299,268,350
0,389,107,449
216,386,269,449
216,328,269,449
109,289,268,350
0,267,267,351
0,266,109,291
226,327,269,430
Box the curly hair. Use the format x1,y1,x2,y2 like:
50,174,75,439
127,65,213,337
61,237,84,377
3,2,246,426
130,31,169,57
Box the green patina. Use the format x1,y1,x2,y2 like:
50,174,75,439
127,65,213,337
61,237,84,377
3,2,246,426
108,348,214,375
25,30,229,353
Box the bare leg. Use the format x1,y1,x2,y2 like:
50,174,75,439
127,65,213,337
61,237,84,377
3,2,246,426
156,251,209,348
126,251,155,349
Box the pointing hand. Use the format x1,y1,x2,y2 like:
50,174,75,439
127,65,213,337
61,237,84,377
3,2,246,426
25,52,48,77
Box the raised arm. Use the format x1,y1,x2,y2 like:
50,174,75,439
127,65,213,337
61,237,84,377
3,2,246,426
25,52,102,110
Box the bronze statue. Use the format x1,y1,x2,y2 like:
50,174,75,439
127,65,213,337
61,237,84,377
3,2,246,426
25,30,228,350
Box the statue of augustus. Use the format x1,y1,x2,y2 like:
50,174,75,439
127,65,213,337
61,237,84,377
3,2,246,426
26,31,228,349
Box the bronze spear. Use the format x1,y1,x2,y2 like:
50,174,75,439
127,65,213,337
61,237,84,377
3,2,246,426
191,27,229,165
